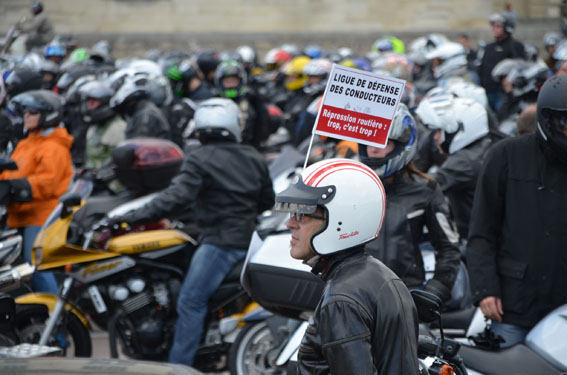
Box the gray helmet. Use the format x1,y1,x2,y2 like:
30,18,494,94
193,98,242,142
79,80,115,124
536,75,567,163
489,12,514,35
10,89,64,128
358,103,417,177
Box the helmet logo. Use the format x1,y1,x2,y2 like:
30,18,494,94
339,231,359,240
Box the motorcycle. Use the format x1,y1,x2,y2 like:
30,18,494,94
13,184,263,370
457,304,567,375
10,138,263,369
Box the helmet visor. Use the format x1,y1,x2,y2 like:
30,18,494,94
542,108,567,145
275,176,335,213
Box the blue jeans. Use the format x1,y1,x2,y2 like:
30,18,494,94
486,91,504,113
168,243,247,366
491,321,529,348
22,226,59,294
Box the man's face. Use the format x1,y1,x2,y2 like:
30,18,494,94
557,61,567,76
286,207,325,261
546,45,557,56
491,21,506,40
24,108,40,130
86,98,102,110
222,76,240,89
367,140,395,158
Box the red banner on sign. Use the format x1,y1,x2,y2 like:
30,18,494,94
314,104,392,146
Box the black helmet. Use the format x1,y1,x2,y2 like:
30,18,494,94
166,59,203,97
4,68,43,98
10,89,64,129
31,2,43,14
196,49,220,83
79,80,115,124
536,75,567,163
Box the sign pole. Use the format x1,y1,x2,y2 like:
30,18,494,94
303,132,316,170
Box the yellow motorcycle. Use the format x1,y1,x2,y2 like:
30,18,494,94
16,186,259,371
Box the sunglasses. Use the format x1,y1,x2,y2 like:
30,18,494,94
290,212,326,223
25,109,40,115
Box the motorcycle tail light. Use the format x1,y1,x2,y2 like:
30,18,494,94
429,363,454,375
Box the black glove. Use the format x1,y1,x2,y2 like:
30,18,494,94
424,278,452,304
107,209,148,230
0,178,33,204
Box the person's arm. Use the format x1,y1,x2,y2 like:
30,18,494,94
430,153,474,192
424,184,462,302
467,144,507,310
23,144,71,200
317,297,378,375
119,154,203,224
257,163,275,213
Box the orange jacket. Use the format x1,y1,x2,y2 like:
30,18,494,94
0,127,74,228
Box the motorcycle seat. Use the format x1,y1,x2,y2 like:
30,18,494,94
73,195,133,227
430,304,476,331
208,261,246,310
459,343,564,375
224,260,244,283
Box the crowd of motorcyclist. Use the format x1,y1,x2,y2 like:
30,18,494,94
0,1,566,372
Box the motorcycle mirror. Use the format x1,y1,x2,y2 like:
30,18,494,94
59,192,82,218
411,289,442,324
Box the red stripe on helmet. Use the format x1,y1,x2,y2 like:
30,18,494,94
306,161,386,239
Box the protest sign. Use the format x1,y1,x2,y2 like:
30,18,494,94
312,64,406,149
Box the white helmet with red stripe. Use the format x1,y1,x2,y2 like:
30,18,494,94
276,158,386,256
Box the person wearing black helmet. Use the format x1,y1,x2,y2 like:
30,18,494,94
79,80,126,169
0,89,73,294
167,59,215,102
17,2,54,52
3,68,43,142
196,49,221,86
467,75,567,348
478,12,526,113
214,60,272,148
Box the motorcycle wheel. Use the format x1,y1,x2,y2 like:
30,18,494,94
228,321,285,375
17,311,92,357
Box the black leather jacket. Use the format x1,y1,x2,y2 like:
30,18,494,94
298,250,419,375
125,99,172,141
432,137,493,239
364,171,461,302
121,140,275,250
479,36,525,93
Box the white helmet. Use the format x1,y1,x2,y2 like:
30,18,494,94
426,77,489,109
193,98,242,142
275,159,386,256
426,42,468,79
415,95,489,154
303,58,333,78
